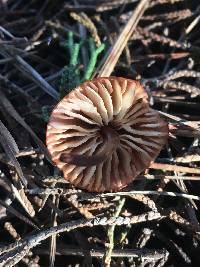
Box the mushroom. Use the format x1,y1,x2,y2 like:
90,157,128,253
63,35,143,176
46,77,168,192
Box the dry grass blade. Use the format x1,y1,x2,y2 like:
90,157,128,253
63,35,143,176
49,234,57,267
150,162,200,175
14,55,59,100
0,119,27,186
0,199,38,230
140,175,200,181
49,195,59,267
11,185,35,217
98,0,150,77
0,120,19,155
0,73,35,103
0,89,51,162
160,111,200,135
0,41,59,100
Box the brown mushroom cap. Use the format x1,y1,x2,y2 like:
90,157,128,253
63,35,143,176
46,77,168,192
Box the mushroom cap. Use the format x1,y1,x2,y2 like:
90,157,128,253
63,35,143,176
46,77,168,192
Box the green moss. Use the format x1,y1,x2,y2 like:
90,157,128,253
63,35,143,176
60,31,105,97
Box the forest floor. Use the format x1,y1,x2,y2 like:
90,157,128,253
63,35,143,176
0,0,200,266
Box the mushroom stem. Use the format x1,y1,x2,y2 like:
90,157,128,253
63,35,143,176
60,126,119,166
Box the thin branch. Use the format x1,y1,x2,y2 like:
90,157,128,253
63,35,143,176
34,247,169,259
27,188,200,201
0,211,162,266
150,162,200,174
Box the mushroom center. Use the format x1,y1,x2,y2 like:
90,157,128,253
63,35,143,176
100,125,119,150
60,125,119,167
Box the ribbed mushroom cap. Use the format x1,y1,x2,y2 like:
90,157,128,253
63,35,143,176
46,77,168,192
